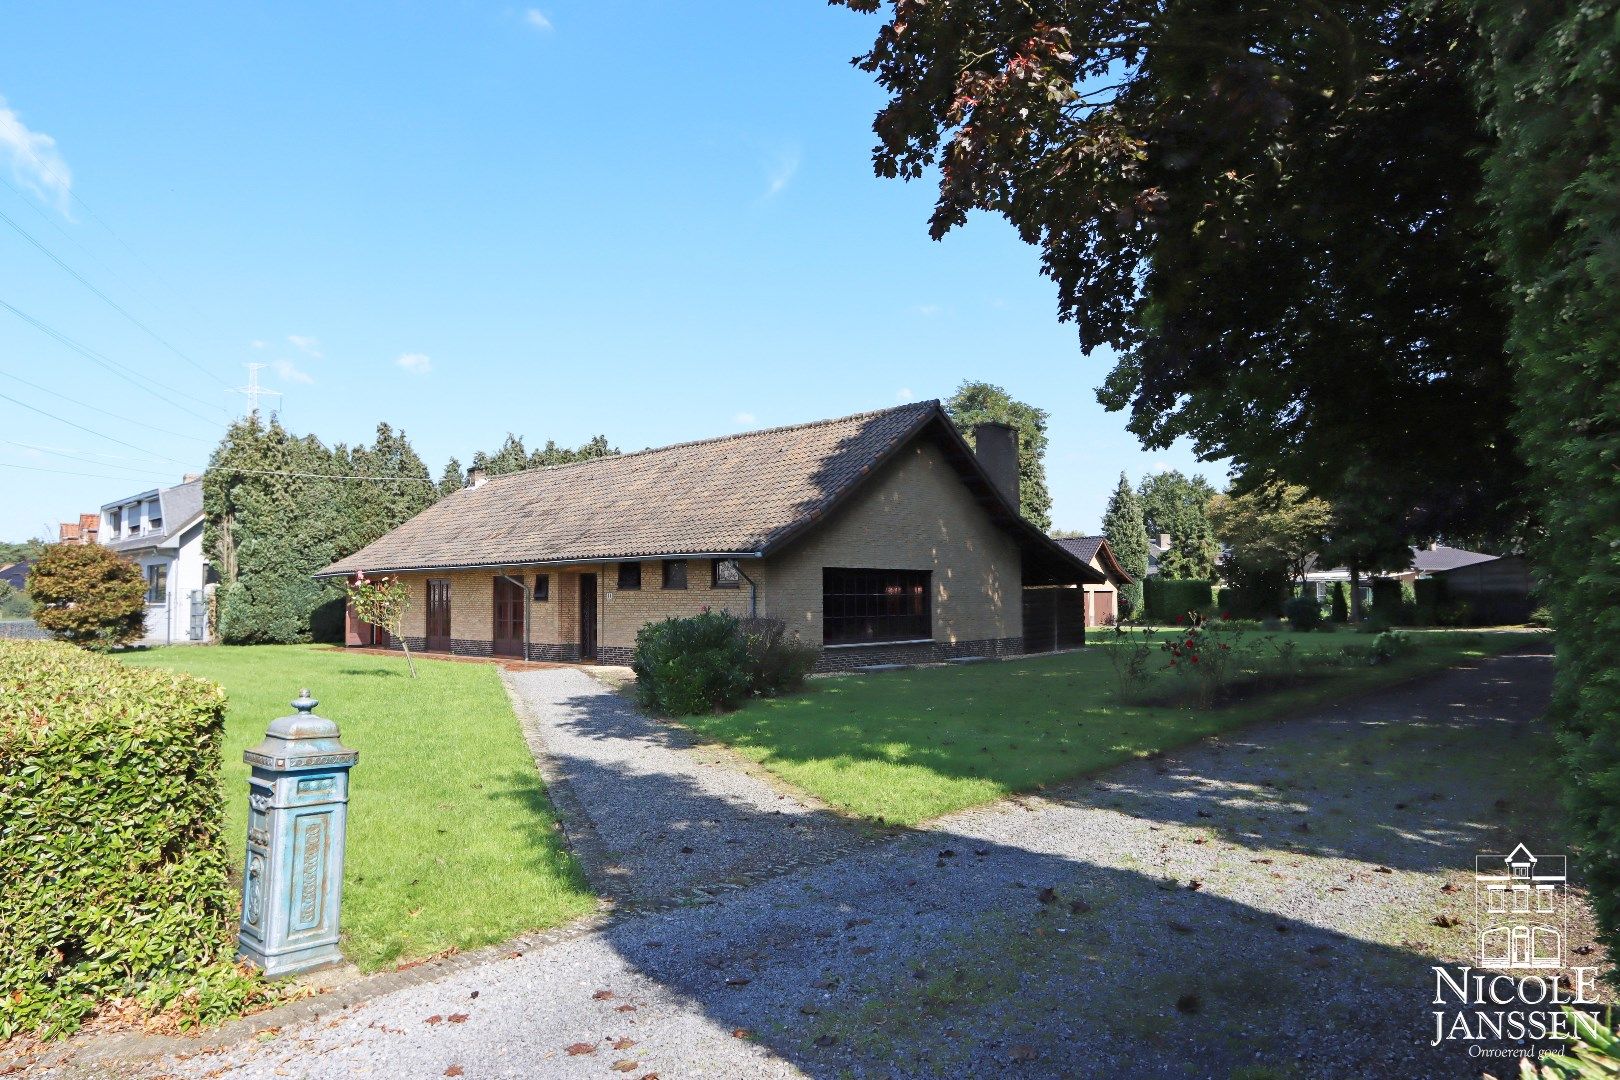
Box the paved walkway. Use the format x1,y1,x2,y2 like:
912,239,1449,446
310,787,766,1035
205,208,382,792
501,667,878,906
74,649,1576,1078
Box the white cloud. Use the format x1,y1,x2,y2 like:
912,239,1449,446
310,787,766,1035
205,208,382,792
733,412,757,426
896,388,914,403
523,9,553,31
1151,460,1172,474
760,147,800,201
287,334,322,358
395,352,432,375
249,339,267,350
0,95,72,216
271,358,314,385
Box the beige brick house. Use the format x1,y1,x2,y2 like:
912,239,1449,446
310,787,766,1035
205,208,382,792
317,401,1102,669
1052,536,1135,627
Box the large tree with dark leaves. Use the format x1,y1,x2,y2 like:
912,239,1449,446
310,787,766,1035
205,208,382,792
832,0,1517,555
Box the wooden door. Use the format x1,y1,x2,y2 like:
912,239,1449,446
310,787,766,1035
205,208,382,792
426,578,452,652
578,573,598,661
493,576,525,658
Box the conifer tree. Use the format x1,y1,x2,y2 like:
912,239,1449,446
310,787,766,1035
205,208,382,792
1102,472,1148,617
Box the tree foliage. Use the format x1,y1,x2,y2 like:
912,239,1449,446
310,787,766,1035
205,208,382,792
470,433,618,476
834,0,1517,558
944,380,1054,530
1472,0,1620,962
1210,480,1333,589
346,571,416,677
27,543,147,649
1138,471,1219,579
1101,472,1148,616
204,417,435,644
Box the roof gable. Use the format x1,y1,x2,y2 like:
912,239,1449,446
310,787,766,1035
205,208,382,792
318,401,1102,585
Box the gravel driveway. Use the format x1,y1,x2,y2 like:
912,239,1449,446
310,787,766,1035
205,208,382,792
68,647,1588,1079
502,667,877,906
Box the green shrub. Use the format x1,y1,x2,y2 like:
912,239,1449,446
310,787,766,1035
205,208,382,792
1144,578,1216,622
1529,606,1554,629
1260,617,1285,633
26,544,147,649
0,641,259,1037
633,610,753,715
0,582,30,620
1282,595,1322,632
738,618,819,697
1371,578,1411,626
1413,577,1445,625
1330,581,1350,623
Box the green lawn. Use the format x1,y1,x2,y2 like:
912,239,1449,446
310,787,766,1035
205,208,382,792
119,644,596,971
679,628,1538,827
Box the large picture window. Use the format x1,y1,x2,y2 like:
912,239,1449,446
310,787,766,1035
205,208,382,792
822,568,931,646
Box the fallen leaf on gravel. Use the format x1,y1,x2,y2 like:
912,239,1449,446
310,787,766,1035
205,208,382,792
938,849,956,858
1433,914,1463,929
424,1015,443,1025
1069,899,1091,915
851,946,874,956
1186,880,1203,891
1275,924,1291,933
615,1005,637,1013
611,1061,639,1073
800,1005,821,1015
469,990,479,999
565,1042,597,1056
1251,858,1272,865
679,846,694,854
1374,866,1394,874
1167,921,1195,934
593,990,615,1000
1036,887,1058,904
1576,944,1596,956
1191,837,1207,845
1294,822,1310,833
1440,883,1461,894
974,848,989,856
1010,1044,1037,1062
447,1014,468,1024
444,1068,463,1077
844,917,872,929
1155,878,1179,891
612,1039,637,1051
1195,810,1213,818
1175,993,1202,1014
812,978,839,990
730,1028,751,1039
814,1034,838,1048
639,1075,659,1080
725,977,751,986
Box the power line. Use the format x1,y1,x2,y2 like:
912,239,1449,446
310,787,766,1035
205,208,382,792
214,467,436,483
0,173,159,312
1,439,193,476
0,297,226,421
0,388,197,466
0,206,229,388
0,460,178,483
0,369,216,444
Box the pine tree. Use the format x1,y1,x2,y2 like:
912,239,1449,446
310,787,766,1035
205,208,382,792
438,457,465,497
1139,471,1221,579
1102,472,1148,617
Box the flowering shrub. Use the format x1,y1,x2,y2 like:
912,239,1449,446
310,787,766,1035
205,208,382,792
346,571,416,677
1161,611,1246,708
1104,623,1158,700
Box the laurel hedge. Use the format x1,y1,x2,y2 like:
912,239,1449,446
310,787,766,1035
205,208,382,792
0,641,252,1037
1142,577,1216,623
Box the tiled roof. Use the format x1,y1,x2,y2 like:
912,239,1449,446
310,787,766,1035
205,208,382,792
103,480,203,552
1054,536,1104,563
319,401,1103,585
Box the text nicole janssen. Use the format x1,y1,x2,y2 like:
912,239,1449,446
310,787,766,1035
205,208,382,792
1431,966,1605,1047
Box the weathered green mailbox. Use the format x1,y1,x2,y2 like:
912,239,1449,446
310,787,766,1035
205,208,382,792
238,690,358,978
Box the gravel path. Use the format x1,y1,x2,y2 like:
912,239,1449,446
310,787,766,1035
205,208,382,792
93,648,1574,1078
501,667,876,906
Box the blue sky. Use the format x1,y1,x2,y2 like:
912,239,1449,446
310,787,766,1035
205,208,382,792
0,1,1223,543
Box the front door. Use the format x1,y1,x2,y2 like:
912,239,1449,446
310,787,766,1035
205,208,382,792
493,576,525,658
426,578,452,652
578,573,598,661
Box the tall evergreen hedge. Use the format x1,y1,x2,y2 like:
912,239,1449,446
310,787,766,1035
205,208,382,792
1143,577,1216,622
1473,0,1620,959
0,642,243,1036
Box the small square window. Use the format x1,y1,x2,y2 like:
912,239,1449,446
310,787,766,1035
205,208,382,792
618,562,642,590
532,573,550,601
663,560,688,590
712,559,741,589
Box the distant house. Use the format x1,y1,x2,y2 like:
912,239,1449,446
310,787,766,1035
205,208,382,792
1304,543,1533,623
98,478,209,644
56,513,100,545
1146,532,1171,577
319,401,1104,668
1052,537,1134,626
0,561,29,592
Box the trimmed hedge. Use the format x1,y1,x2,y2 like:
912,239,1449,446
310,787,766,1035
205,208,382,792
633,612,818,716
0,641,246,1037
1143,577,1216,622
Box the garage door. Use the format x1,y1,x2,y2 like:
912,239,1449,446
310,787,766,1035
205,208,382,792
1023,587,1086,653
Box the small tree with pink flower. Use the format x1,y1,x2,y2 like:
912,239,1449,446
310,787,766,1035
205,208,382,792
346,571,416,678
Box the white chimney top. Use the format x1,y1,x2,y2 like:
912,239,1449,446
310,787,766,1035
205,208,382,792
467,467,487,490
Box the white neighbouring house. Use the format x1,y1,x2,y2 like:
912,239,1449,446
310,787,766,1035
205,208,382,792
99,478,209,644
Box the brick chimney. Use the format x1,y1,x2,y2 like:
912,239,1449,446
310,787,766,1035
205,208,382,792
1158,532,1171,550
972,422,1020,512
466,466,487,490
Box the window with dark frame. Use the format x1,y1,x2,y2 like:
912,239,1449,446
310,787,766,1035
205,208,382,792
822,568,931,646
532,573,550,601
712,558,741,589
617,561,642,590
144,563,168,604
662,559,687,590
